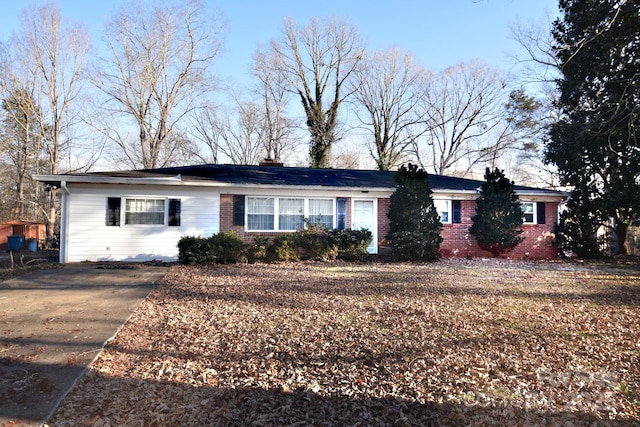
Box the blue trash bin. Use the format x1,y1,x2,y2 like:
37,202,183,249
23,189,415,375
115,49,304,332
7,235,24,251
26,238,38,252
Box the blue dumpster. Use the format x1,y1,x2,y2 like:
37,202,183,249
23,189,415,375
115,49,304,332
7,235,24,251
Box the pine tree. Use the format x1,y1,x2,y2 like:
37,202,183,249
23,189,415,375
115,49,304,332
547,0,640,256
386,163,442,261
469,168,524,257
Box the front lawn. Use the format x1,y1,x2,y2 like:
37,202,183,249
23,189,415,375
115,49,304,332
50,260,639,426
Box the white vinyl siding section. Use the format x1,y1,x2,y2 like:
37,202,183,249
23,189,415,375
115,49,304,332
64,184,219,262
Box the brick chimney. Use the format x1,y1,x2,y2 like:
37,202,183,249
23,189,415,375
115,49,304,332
259,158,284,167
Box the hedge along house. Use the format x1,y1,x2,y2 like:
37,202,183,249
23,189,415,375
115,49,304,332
35,164,566,263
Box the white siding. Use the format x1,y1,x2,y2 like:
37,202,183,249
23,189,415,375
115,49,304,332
65,184,219,262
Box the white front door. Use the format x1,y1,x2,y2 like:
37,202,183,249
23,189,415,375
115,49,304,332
352,199,377,254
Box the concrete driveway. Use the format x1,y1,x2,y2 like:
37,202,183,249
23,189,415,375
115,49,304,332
0,263,168,427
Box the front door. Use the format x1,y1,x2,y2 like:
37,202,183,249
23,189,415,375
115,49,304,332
352,199,377,254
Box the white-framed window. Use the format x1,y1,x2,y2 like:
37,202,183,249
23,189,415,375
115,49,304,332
245,197,335,231
279,198,304,230
308,199,334,228
434,199,450,223
106,197,181,227
125,198,165,225
521,202,535,224
247,197,275,230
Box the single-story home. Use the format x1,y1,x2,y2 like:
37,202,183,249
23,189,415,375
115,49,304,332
35,164,566,263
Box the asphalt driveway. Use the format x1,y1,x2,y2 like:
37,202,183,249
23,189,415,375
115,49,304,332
0,263,168,426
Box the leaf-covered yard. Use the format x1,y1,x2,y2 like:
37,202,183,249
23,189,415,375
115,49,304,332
49,260,639,426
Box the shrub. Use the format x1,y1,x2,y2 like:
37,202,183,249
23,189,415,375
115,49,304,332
178,232,246,265
247,237,269,263
330,228,372,261
294,225,337,260
209,231,246,264
267,234,299,263
468,168,524,257
387,164,443,261
177,236,215,265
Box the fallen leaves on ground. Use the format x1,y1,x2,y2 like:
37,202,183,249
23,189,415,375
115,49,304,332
49,259,639,426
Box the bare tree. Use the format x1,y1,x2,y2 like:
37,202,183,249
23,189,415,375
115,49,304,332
252,48,299,163
351,48,429,171
1,3,90,239
412,61,509,176
93,0,223,169
269,16,364,168
189,106,220,164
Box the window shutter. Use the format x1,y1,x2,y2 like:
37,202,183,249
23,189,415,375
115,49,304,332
106,197,121,226
233,195,245,226
452,200,462,223
336,198,347,230
536,202,546,224
168,199,181,226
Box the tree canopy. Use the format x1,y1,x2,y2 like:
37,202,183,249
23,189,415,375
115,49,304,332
547,0,640,256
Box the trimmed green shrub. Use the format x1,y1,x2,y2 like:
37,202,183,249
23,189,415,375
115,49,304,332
387,163,443,261
177,235,215,265
294,225,337,260
247,236,269,263
209,231,246,264
267,234,299,263
329,228,372,261
178,231,246,265
468,168,524,257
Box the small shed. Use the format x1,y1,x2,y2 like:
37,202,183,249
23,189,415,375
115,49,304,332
0,221,46,251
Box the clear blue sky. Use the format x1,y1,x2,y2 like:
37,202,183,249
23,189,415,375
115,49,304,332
1,0,559,86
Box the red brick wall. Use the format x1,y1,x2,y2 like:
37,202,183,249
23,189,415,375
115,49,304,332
220,194,560,259
438,201,559,259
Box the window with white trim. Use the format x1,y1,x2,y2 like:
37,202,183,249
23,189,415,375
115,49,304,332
246,197,335,231
521,202,535,223
308,199,334,228
106,197,181,226
247,197,274,230
434,199,450,223
125,198,165,225
279,198,304,230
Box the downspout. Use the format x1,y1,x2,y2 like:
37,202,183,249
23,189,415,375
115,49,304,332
59,181,70,264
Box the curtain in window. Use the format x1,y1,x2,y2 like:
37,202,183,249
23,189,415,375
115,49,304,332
308,199,333,228
247,198,274,230
278,198,304,230
125,199,165,224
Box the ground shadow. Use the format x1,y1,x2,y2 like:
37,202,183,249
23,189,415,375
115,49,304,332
44,365,633,426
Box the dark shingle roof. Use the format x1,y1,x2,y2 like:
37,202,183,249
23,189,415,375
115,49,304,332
46,164,564,195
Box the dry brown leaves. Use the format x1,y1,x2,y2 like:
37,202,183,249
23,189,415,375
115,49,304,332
49,259,640,426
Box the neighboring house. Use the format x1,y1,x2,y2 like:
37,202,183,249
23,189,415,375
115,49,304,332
35,164,566,263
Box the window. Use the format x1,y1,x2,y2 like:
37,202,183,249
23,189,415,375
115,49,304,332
106,197,181,226
309,199,333,228
434,199,450,223
279,198,304,230
245,197,336,231
522,202,535,223
247,197,274,230
125,198,165,225
521,201,546,224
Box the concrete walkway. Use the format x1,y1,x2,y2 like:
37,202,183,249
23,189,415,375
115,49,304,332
0,263,168,426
